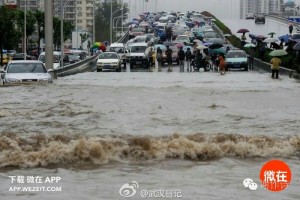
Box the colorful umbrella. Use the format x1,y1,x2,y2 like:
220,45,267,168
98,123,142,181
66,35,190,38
237,28,249,33
244,43,256,48
269,50,288,57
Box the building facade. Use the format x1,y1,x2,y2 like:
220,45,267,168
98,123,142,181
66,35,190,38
240,0,283,18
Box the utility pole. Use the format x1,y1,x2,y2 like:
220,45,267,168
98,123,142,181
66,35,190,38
110,0,112,44
45,0,55,78
24,0,27,60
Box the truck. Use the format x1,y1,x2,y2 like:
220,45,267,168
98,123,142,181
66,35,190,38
126,43,149,70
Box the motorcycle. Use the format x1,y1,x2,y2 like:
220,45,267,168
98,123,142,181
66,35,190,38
191,56,212,72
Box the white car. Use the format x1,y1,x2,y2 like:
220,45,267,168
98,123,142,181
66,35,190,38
38,51,61,69
0,60,53,84
109,43,126,64
96,52,121,72
246,13,255,19
174,35,190,44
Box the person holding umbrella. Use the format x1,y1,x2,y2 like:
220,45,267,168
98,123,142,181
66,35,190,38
269,49,287,79
270,56,281,79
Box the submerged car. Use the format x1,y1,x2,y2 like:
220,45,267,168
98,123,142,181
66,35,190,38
225,50,248,71
0,60,53,84
96,52,122,72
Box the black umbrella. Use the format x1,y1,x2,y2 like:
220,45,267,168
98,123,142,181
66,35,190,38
293,42,300,50
209,44,223,49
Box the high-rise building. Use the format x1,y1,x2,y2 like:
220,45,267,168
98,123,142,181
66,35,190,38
240,0,283,18
18,0,43,11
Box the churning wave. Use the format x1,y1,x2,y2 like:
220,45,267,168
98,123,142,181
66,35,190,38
0,132,299,168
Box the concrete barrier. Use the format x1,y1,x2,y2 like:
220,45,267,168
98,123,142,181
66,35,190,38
253,58,294,77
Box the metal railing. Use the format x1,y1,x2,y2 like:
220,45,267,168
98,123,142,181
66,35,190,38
54,31,129,77
54,55,98,77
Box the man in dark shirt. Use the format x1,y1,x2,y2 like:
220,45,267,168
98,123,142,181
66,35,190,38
165,46,173,72
178,47,185,72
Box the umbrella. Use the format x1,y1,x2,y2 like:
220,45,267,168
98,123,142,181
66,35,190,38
249,33,257,40
278,34,290,43
256,35,267,40
224,34,231,37
244,43,256,48
293,42,300,50
99,44,106,52
213,48,226,54
268,32,276,37
154,44,167,51
263,38,279,43
163,41,175,46
269,49,288,57
195,45,208,50
203,42,213,46
237,28,249,33
176,43,184,48
209,44,223,49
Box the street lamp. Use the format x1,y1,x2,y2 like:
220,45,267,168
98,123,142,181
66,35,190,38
111,8,124,44
113,13,128,41
60,0,72,69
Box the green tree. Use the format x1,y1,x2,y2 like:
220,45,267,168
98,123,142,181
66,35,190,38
0,6,16,66
15,9,36,53
53,17,74,50
95,1,128,42
34,10,45,55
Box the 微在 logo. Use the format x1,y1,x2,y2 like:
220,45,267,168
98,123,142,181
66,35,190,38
119,181,139,197
260,160,292,192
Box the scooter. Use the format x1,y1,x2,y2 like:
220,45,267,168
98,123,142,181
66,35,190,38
191,57,211,72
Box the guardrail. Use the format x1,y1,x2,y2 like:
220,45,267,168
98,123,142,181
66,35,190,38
267,15,300,27
55,55,98,77
254,58,294,77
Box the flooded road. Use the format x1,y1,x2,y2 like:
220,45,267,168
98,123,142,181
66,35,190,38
0,70,300,199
